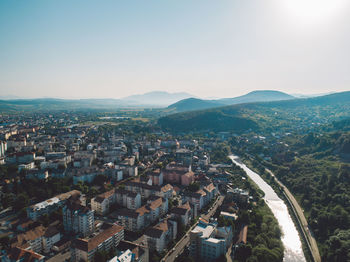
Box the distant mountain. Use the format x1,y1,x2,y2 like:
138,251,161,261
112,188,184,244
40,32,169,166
218,90,294,105
122,91,195,106
158,91,350,133
0,98,133,112
0,95,23,100
167,98,224,112
167,90,294,112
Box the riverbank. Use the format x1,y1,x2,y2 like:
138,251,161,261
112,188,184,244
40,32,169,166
229,155,306,262
241,157,321,262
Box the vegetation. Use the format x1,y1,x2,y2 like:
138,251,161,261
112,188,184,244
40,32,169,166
158,91,350,133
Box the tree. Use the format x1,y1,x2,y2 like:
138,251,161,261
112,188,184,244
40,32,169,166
187,182,200,192
13,193,29,211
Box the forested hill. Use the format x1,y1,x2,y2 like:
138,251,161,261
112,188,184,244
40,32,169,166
167,90,294,112
158,91,350,133
218,90,294,105
167,98,224,112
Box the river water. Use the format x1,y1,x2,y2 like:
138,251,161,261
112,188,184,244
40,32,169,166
229,155,306,262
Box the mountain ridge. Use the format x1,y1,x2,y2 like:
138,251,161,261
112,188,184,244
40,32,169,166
159,91,350,133
167,90,294,112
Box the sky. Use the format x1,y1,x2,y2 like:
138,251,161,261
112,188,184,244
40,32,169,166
0,0,350,99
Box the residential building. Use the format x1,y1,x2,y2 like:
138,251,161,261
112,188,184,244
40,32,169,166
147,169,163,186
18,162,35,171
91,189,116,215
144,219,177,253
3,247,45,262
170,201,192,226
63,195,94,237
190,220,232,261
0,140,7,158
115,240,149,262
25,169,49,180
71,166,104,185
125,181,173,199
175,148,193,166
115,189,142,210
27,190,83,221
71,223,124,262
115,208,146,232
12,225,60,254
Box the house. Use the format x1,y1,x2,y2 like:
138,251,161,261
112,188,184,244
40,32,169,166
144,219,177,253
71,223,124,262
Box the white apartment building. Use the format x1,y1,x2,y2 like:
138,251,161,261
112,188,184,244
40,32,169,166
91,189,116,215
115,189,142,210
189,220,231,262
14,225,60,254
27,190,82,221
63,195,94,237
144,219,177,253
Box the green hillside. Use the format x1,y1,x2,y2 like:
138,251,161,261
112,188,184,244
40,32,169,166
159,91,350,133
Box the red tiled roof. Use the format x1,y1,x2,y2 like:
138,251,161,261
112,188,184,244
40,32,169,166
73,224,124,252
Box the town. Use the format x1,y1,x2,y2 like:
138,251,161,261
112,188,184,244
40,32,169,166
0,111,261,262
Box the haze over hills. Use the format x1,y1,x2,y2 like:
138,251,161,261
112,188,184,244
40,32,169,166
168,90,295,112
122,91,195,106
0,91,195,111
218,90,294,105
159,91,350,133
168,98,224,112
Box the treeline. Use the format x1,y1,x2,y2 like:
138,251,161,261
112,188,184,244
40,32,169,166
234,201,283,262
262,123,350,261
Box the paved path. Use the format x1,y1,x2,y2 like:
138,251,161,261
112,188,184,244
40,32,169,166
162,195,225,262
225,243,233,262
266,169,321,262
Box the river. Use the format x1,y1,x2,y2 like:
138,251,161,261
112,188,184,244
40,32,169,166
229,155,306,262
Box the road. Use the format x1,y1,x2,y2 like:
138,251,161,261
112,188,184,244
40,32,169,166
266,169,321,262
162,195,225,262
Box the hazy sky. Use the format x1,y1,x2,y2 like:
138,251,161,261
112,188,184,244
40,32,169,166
1,0,350,99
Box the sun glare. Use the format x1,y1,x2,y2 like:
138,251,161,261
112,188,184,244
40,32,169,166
281,0,348,26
